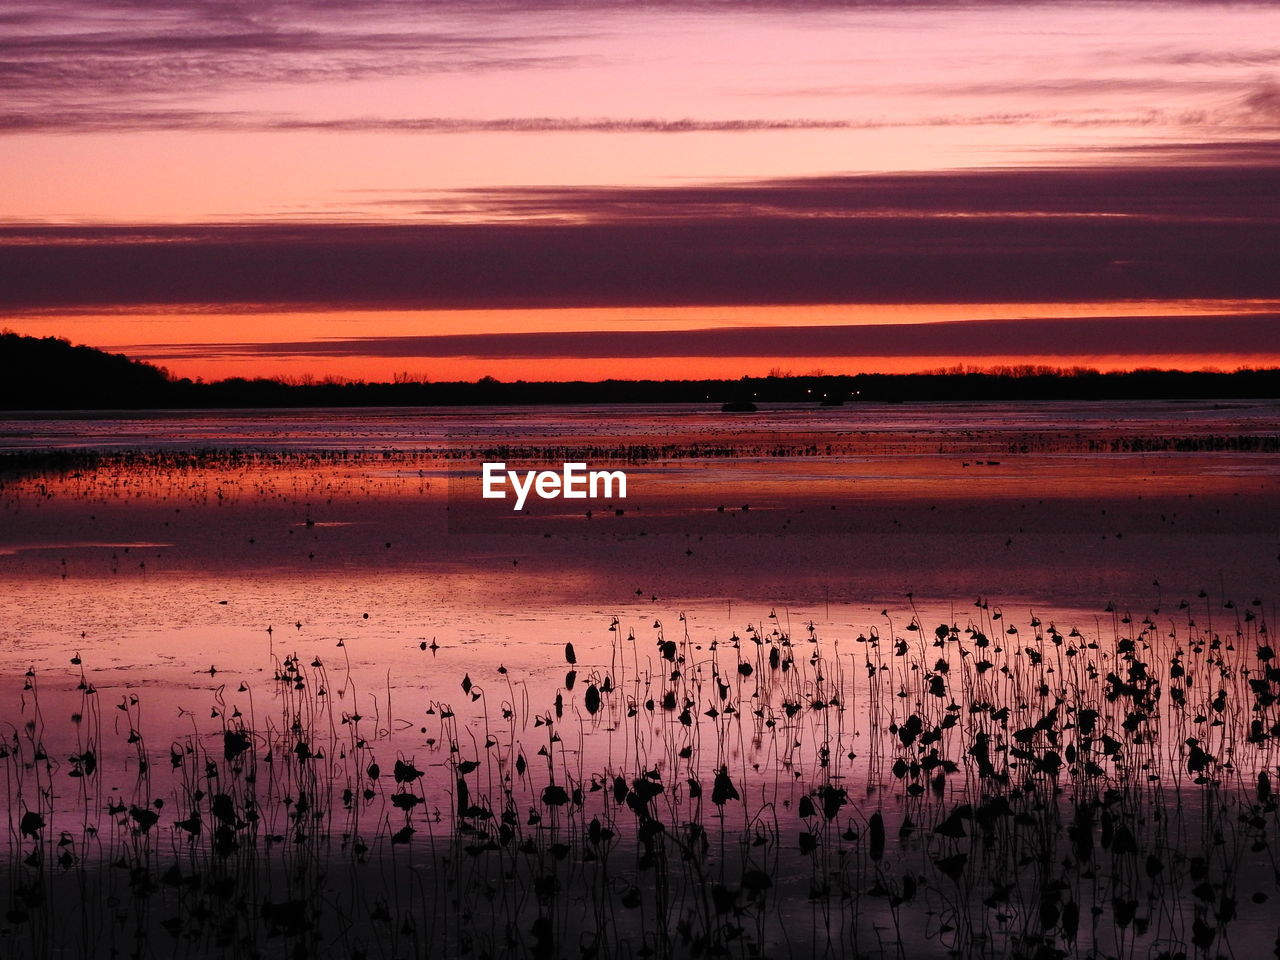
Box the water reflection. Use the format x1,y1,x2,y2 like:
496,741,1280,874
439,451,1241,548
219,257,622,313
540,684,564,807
0,403,1276,957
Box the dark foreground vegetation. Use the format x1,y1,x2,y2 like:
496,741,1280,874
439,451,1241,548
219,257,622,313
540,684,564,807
1,597,1278,959
3,333,1279,409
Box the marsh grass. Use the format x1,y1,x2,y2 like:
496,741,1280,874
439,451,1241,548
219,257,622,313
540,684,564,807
1,593,1278,960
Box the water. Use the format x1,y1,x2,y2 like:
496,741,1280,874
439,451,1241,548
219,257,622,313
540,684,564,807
0,400,1277,958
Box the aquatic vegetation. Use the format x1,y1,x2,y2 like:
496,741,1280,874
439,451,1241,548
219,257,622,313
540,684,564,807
0,596,1277,959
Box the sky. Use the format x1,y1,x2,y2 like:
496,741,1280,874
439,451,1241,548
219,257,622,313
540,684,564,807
1,0,1278,382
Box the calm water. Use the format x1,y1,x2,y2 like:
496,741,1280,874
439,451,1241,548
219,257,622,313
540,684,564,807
0,401,1277,958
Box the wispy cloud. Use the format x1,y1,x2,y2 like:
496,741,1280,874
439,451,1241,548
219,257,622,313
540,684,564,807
381,162,1280,222
4,0,1276,143
1240,79,1280,121
0,112,922,135
1153,46,1280,68
0,0,595,126
0,108,1185,135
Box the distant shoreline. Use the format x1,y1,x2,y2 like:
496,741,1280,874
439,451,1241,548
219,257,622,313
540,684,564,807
6,371,1280,411
4,330,1280,410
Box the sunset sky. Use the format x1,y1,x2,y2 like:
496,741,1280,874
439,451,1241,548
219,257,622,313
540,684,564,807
2,0,1278,382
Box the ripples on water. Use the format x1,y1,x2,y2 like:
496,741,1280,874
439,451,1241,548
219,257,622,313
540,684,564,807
0,402,1277,958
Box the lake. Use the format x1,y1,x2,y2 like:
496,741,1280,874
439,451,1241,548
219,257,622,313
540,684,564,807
1,400,1277,958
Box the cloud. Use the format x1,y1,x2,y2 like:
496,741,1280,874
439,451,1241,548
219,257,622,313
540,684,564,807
1072,138,1280,164
772,76,1246,100
0,105,1264,137
0,112,918,135
5,0,1274,140
392,161,1280,222
1241,79,1280,120
1154,47,1280,68
139,314,1280,362
0,0,595,122
2,164,1279,311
